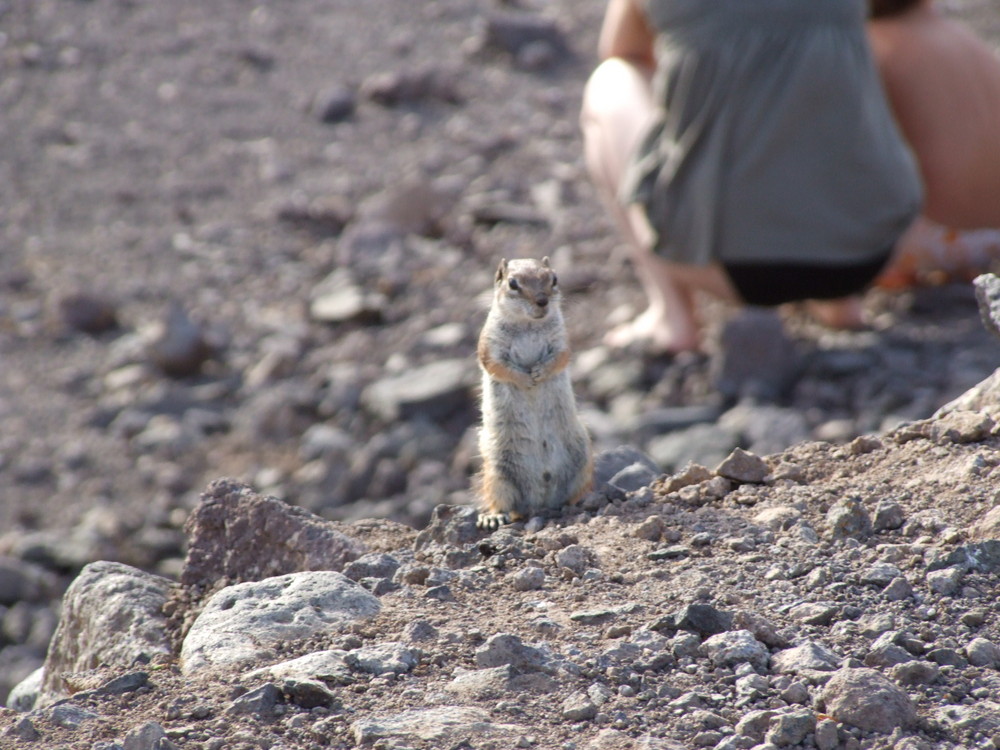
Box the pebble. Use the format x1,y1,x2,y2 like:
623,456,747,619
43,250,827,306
818,668,916,732
312,83,356,124
965,637,1000,668
826,497,873,540
714,448,769,484
144,302,212,377
226,684,282,717
474,634,550,673
701,630,769,671
344,643,418,675
56,290,118,334
562,691,598,721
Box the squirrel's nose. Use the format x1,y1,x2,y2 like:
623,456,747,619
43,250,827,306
536,295,548,308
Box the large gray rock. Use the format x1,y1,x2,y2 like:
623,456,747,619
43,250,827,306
181,478,364,589
817,668,916,733
934,366,1000,419
711,308,801,401
0,557,55,605
40,562,173,705
360,358,476,422
180,571,380,674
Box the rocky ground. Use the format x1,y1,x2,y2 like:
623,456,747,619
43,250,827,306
2,0,1000,748
2,389,1000,750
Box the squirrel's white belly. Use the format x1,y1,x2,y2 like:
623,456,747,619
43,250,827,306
480,372,587,510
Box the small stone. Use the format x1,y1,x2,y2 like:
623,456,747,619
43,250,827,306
715,448,769,484
736,673,769,699
474,633,549,673
7,717,39,741
926,566,963,596
95,671,150,696
403,620,438,643
282,678,338,709
765,707,816,746
926,647,968,668
960,609,987,628
344,643,418,675
970,505,1000,542
965,637,1000,668
735,709,775,742
865,632,913,668
771,642,841,674
607,462,660,492
872,501,905,532
814,718,839,750
647,545,690,561
670,604,733,638
890,660,939,686
343,553,401,582
788,602,838,626
123,721,171,750
633,515,666,542
571,609,617,626
145,302,212,377
561,691,598,721
57,291,118,334
555,545,590,577
973,272,1000,338
753,506,802,532
929,409,995,444
701,630,769,671
479,10,569,58
882,576,914,601
310,269,386,325
227,683,282,716
817,668,915,733
779,681,810,705
511,566,545,592
733,611,788,649
860,563,902,587
312,83,356,124
826,497,872,540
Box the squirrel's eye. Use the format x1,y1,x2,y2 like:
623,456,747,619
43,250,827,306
508,278,520,291
551,274,558,287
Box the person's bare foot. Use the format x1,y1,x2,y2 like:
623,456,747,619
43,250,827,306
603,305,701,353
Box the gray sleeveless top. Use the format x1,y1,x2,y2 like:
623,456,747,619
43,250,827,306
621,0,922,266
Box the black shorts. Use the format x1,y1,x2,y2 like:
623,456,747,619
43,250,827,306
723,250,893,307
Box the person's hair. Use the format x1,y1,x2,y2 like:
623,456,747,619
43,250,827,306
869,0,922,18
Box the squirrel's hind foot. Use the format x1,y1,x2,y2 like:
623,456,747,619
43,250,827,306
476,511,511,531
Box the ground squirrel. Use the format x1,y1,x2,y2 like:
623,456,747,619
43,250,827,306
476,257,593,530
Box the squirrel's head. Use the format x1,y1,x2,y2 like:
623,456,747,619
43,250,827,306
494,257,560,321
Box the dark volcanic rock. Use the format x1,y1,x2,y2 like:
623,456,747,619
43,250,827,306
180,479,365,589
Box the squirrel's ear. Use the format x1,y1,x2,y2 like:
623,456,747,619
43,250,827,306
541,256,551,268
495,258,508,284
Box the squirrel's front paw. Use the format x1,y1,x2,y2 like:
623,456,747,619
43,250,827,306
476,511,510,531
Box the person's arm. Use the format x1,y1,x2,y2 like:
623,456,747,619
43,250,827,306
598,0,657,72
